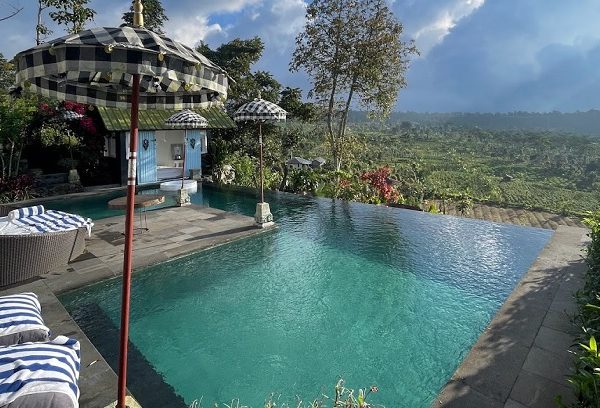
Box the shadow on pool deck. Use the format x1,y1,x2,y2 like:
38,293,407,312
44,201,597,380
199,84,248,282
431,225,588,408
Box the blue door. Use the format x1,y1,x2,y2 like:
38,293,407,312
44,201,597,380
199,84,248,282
185,129,204,176
137,130,157,184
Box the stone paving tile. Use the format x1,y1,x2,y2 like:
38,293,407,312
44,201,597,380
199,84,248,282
431,380,504,408
522,346,573,385
549,297,579,316
168,233,194,242
509,370,574,408
541,309,577,335
534,326,576,354
180,226,205,234
504,398,529,408
485,303,548,348
452,331,531,402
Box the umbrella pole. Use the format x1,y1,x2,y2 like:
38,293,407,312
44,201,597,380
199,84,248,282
118,73,140,408
259,123,264,203
182,129,186,189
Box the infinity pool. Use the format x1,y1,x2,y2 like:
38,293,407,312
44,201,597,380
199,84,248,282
59,185,552,407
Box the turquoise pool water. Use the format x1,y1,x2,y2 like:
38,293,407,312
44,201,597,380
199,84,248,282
60,185,552,407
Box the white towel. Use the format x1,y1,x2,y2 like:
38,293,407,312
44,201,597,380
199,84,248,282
0,336,80,408
7,206,45,221
11,210,93,237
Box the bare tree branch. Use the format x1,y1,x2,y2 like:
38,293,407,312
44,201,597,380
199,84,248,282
0,3,23,22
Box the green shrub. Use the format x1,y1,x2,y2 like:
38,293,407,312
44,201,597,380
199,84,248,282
288,169,319,194
187,379,382,408
563,210,600,407
223,153,257,188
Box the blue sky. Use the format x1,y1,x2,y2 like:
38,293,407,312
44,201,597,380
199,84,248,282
0,0,599,112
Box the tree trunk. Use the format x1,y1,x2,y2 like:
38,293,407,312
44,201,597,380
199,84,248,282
327,71,340,171
279,163,289,191
327,3,345,174
36,1,43,45
0,151,5,179
333,77,357,172
15,143,23,176
7,140,14,177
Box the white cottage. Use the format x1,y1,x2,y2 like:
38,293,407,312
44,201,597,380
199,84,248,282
97,107,235,185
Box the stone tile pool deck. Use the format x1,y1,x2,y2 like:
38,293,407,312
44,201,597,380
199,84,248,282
0,203,588,408
44,204,275,294
432,225,589,408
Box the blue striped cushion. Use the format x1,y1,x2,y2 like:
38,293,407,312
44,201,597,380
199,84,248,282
7,206,45,222
0,293,49,347
0,336,80,407
11,210,93,236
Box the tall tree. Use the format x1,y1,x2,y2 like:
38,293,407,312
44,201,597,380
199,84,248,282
0,94,37,177
197,38,275,106
290,0,418,170
122,0,168,34
37,0,95,43
36,0,53,44
279,87,317,122
49,0,95,34
0,53,15,92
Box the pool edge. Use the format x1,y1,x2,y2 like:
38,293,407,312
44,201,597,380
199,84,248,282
44,205,276,296
430,225,588,408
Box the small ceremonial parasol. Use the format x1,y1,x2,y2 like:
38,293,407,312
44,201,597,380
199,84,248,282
165,109,208,188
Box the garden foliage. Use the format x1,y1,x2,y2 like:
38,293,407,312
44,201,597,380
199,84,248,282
565,211,600,407
0,174,34,203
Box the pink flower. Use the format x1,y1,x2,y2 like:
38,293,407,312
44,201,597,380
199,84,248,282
80,116,97,134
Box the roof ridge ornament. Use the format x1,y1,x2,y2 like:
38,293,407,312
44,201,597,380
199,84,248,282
133,0,144,28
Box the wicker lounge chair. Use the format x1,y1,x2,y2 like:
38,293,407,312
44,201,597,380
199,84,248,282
0,205,87,287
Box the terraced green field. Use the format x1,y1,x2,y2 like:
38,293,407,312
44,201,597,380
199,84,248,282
302,124,600,216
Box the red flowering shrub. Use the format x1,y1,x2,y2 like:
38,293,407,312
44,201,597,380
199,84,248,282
0,174,34,203
361,166,400,203
79,116,97,134
62,101,86,115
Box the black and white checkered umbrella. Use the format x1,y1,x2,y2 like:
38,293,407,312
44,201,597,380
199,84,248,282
233,97,286,205
233,97,287,122
165,109,208,129
13,26,228,109
165,110,208,189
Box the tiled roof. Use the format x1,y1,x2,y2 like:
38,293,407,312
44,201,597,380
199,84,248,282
287,157,312,165
97,106,236,131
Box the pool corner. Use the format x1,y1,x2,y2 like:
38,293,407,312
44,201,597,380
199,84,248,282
431,225,588,408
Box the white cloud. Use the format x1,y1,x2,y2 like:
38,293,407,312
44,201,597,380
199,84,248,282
169,0,262,17
266,0,306,52
166,15,224,47
408,0,485,55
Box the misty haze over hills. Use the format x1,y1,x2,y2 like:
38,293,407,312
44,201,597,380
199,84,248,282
348,110,600,136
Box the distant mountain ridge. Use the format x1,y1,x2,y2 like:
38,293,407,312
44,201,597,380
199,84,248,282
348,110,600,135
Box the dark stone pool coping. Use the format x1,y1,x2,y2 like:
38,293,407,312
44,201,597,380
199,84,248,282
431,225,589,408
